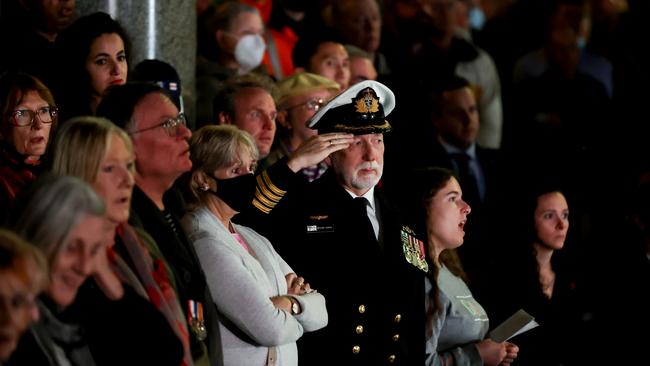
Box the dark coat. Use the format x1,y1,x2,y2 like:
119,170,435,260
256,171,426,366
0,142,42,225
385,139,504,295
129,186,219,365
7,284,183,366
483,247,584,366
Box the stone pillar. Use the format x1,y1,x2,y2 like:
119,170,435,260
76,0,197,124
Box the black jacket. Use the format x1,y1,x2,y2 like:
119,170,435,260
248,171,426,366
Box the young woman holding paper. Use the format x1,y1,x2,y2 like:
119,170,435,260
414,167,518,366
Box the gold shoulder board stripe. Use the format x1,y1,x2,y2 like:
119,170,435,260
262,171,287,196
256,175,283,203
252,199,272,214
255,187,277,208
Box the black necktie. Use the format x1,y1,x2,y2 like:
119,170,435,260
355,197,370,222
354,197,383,250
450,153,481,209
355,196,378,241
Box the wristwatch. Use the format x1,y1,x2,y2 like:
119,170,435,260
289,297,300,315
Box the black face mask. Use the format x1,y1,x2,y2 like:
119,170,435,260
207,173,257,213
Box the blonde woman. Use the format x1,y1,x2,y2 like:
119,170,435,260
51,117,188,365
181,125,327,366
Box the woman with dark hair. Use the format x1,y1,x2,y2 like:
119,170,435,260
416,167,518,366
0,72,57,223
485,180,582,366
54,12,129,121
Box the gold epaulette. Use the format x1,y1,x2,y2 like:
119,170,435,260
253,170,287,214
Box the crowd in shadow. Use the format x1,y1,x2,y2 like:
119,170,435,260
1,0,649,365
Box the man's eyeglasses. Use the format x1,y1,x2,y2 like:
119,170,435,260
9,106,58,127
285,98,325,112
130,113,187,137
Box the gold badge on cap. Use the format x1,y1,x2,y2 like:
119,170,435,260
355,88,380,113
400,226,428,272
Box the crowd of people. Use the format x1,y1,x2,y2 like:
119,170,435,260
1,0,649,365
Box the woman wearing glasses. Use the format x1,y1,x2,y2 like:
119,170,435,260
0,72,57,223
267,72,342,182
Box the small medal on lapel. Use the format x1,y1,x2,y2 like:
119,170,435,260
188,300,207,341
400,226,429,272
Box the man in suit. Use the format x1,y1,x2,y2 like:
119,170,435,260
249,80,427,365
389,75,503,294
96,83,220,366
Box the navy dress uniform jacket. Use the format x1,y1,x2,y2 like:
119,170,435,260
247,170,426,366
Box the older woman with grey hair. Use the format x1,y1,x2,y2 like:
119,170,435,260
7,175,185,366
7,175,112,365
181,125,327,366
50,116,190,366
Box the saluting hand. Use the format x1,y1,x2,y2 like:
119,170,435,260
286,133,353,173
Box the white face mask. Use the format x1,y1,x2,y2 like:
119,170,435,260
469,6,486,31
234,34,266,72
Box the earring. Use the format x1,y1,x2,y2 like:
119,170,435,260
201,185,209,191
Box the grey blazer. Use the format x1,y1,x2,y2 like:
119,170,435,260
182,207,328,366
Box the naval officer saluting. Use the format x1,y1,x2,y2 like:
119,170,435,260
249,80,427,366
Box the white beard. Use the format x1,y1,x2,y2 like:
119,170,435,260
350,161,382,191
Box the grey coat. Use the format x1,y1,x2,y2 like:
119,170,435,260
182,207,328,366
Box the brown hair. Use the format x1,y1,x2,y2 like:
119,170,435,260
213,72,278,123
416,167,469,336
0,228,48,291
198,1,260,60
0,72,57,140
